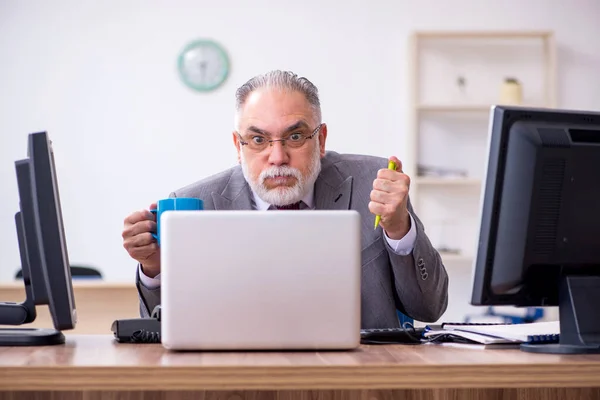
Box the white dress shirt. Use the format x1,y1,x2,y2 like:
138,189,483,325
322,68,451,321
138,186,417,289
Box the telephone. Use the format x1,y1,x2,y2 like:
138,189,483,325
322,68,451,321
111,305,161,343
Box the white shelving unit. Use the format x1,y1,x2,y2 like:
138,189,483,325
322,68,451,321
414,177,482,186
417,105,491,113
405,30,557,322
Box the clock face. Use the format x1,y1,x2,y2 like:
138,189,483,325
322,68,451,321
177,40,230,92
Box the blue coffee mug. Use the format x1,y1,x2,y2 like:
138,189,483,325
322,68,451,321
150,197,203,244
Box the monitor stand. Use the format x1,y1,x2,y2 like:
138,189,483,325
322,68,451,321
521,275,600,354
0,327,65,346
0,301,65,346
0,212,66,346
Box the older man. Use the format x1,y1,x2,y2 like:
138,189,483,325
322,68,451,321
122,70,449,328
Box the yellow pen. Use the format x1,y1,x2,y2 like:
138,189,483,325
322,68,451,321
374,160,397,229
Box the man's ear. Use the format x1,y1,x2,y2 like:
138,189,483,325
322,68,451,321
232,131,242,164
318,123,328,157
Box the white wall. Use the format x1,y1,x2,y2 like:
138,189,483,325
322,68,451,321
1,0,599,286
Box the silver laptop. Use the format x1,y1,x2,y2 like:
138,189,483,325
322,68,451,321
159,210,362,351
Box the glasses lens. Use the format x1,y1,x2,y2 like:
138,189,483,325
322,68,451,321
286,136,306,148
248,142,268,151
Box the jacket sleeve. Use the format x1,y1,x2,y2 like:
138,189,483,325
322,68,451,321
136,266,161,318
384,199,449,322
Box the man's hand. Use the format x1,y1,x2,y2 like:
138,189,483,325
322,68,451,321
122,203,161,278
368,156,411,240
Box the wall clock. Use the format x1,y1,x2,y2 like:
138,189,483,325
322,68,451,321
177,39,230,92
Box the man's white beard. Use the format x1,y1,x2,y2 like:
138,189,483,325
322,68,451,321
241,142,322,207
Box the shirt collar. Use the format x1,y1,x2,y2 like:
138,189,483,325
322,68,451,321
251,185,315,210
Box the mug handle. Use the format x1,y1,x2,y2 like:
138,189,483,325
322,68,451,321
150,209,158,240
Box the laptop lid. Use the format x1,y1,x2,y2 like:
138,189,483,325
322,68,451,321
160,210,361,350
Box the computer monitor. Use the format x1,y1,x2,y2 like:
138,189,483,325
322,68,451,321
0,131,77,346
471,105,600,354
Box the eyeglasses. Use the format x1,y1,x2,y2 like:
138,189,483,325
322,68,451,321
238,123,323,152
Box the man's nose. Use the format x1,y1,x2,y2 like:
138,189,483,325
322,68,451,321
267,140,290,165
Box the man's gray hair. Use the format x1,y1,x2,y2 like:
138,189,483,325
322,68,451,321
234,70,322,129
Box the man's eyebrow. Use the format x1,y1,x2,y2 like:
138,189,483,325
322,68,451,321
283,121,310,133
246,121,310,136
247,126,269,135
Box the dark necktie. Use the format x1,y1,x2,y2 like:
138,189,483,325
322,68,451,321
275,201,302,210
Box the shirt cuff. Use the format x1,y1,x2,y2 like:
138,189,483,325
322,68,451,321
138,264,161,289
384,213,417,255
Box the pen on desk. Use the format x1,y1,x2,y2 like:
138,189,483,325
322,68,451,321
374,160,397,229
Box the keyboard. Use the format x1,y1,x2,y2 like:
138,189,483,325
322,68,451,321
360,327,424,344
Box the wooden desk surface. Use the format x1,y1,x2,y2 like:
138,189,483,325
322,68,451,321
1,335,600,392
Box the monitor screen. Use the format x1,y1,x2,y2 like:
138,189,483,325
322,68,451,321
471,105,600,354
0,131,76,346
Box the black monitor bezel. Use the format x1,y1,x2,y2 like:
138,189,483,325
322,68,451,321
28,132,76,330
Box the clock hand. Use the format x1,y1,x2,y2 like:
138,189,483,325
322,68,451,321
199,61,207,82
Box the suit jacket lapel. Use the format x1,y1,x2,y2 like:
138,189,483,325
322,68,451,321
314,157,353,210
211,167,254,210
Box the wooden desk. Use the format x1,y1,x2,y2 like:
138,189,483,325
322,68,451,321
0,282,139,334
1,335,599,400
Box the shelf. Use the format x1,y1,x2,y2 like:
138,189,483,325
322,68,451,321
417,105,492,113
415,177,482,186
439,251,473,262
417,104,551,113
415,31,553,40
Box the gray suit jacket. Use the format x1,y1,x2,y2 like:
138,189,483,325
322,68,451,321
136,151,449,328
